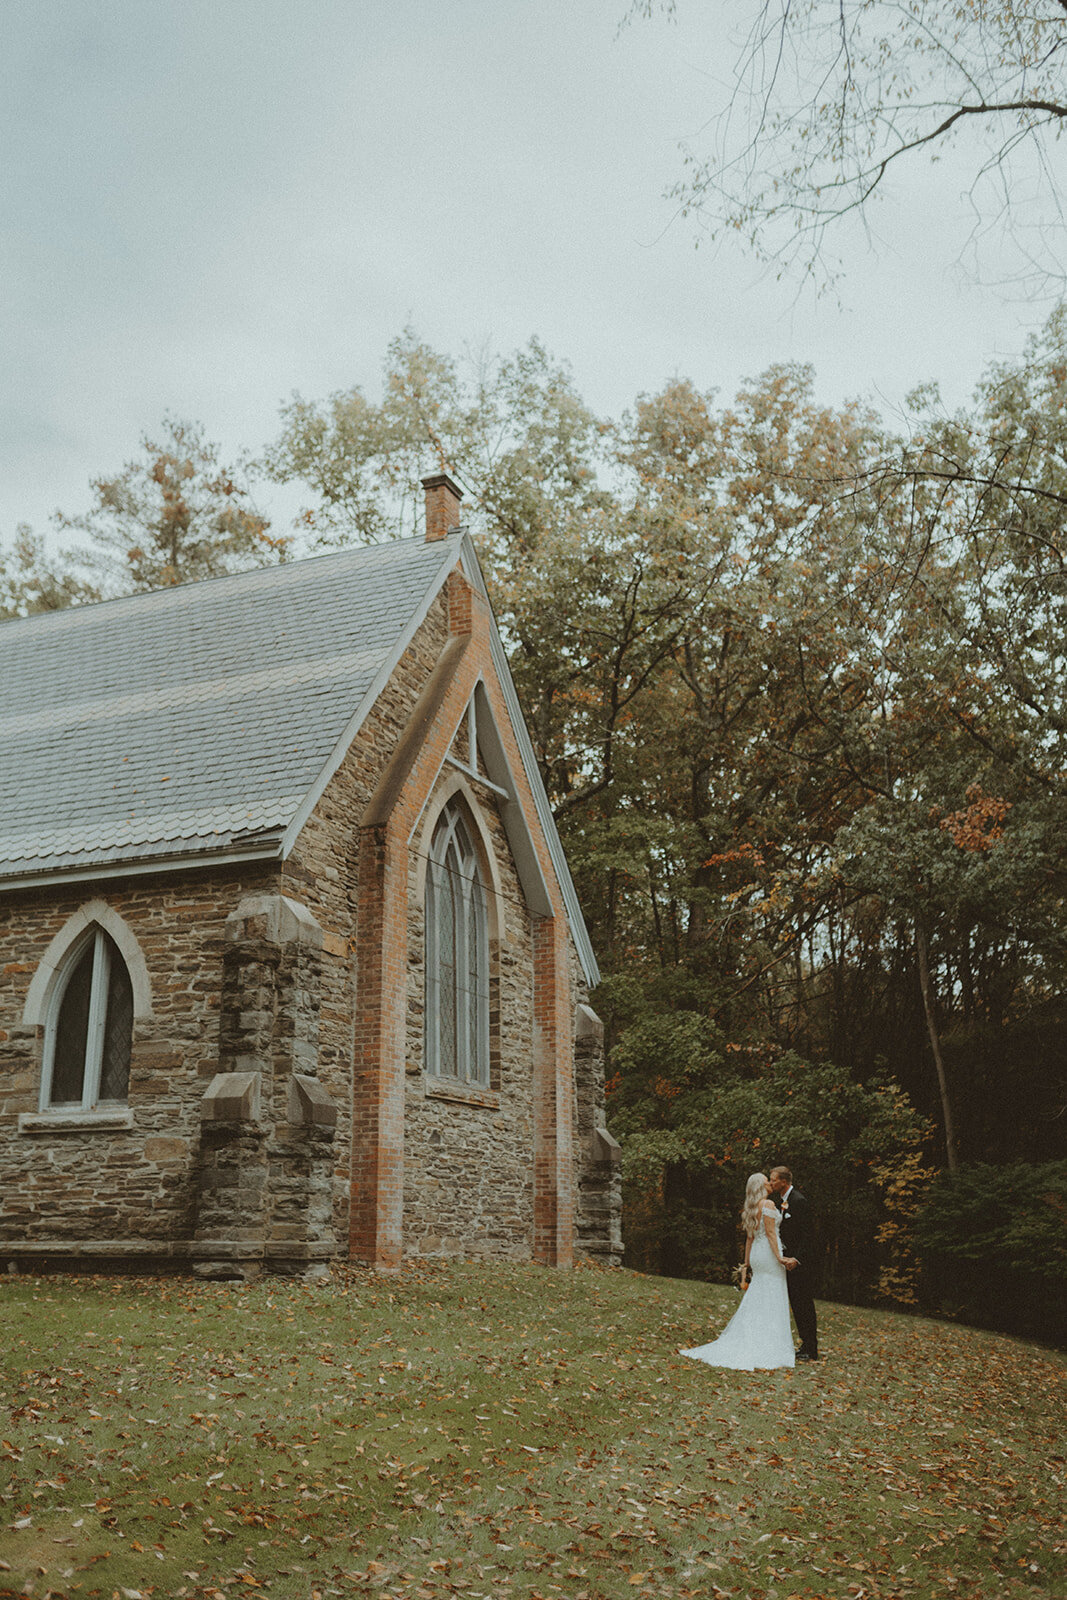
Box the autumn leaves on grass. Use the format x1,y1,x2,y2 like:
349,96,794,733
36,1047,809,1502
0,1264,1063,1600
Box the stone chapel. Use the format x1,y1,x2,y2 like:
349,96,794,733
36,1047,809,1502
0,474,622,1278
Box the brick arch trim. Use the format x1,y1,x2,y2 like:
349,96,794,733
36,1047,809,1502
22,899,155,1026
349,573,575,1269
412,774,505,947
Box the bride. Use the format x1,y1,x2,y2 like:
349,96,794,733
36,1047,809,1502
680,1172,798,1370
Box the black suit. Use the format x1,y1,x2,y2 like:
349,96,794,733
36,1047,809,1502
778,1187,819,1357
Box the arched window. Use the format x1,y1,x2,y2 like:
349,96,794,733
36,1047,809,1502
425,803,490,1085
42,926,134,1111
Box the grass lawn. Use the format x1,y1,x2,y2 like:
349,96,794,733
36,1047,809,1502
0,1262,1063,1600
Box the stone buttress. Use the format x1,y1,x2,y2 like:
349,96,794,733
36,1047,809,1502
193,894,337,1279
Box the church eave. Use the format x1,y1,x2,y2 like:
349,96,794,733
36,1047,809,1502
457,535,600,989
0,835,285,894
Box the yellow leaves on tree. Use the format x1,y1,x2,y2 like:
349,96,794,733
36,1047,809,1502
870,1142,938,1308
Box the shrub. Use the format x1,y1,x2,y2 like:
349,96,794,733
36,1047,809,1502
613,1041,933,1304
914,1160,1067,1343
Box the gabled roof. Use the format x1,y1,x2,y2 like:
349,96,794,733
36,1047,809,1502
0,534,598,984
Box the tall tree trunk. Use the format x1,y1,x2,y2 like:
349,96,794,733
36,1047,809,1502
959,924,975,1022
915,917,960,1173
648,866,665,965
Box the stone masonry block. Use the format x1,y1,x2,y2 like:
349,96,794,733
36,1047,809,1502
288,1073,338,1129
225,894,324,951
201,1071,262,1123
591,1125,621,1165
575,1002,603,1043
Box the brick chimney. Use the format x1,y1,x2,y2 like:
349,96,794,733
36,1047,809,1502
422,472,463,542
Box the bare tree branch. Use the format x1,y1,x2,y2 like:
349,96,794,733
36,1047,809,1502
637,1,1067,292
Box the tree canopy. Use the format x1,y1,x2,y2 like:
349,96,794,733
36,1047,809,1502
262,324,1067,1250
3,319,1064,1324
56,416,287,593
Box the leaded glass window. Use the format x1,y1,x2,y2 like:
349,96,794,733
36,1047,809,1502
425,804,490,1085
43,928,133,1110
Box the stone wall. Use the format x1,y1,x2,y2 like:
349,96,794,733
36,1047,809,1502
0,863,275,1266
280,590,452,1253
193,894,337,1279
0,593,451,1271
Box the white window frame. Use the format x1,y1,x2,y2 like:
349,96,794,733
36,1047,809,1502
425,804,490,1086
38,925,131,1115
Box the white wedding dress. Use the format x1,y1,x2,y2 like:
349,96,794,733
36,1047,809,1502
680,1201,796,1370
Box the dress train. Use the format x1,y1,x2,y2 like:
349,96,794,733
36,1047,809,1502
680,1202,795,1370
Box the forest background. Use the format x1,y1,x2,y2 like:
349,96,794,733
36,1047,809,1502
3,303,1066,1344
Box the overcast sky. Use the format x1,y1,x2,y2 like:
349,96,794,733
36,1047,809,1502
0,0,1056,546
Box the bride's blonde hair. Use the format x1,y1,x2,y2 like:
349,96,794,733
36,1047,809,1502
741,1172,768,1237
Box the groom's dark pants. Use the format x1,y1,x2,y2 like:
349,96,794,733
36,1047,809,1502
787,1266,818,1357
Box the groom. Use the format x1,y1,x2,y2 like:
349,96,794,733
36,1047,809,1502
769,1165,819,1362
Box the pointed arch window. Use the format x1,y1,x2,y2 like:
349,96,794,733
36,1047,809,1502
425,804,490,1085
42,927,134,1111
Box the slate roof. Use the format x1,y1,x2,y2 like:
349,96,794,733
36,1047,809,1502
0,536,457,880
0,534,598,984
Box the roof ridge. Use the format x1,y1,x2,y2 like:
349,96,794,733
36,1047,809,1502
0,530,465,634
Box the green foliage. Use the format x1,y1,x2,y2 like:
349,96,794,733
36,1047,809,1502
914,1161,1067,1340
263,331,609,562
916,1161,1067,1281
614,1034,931,1301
